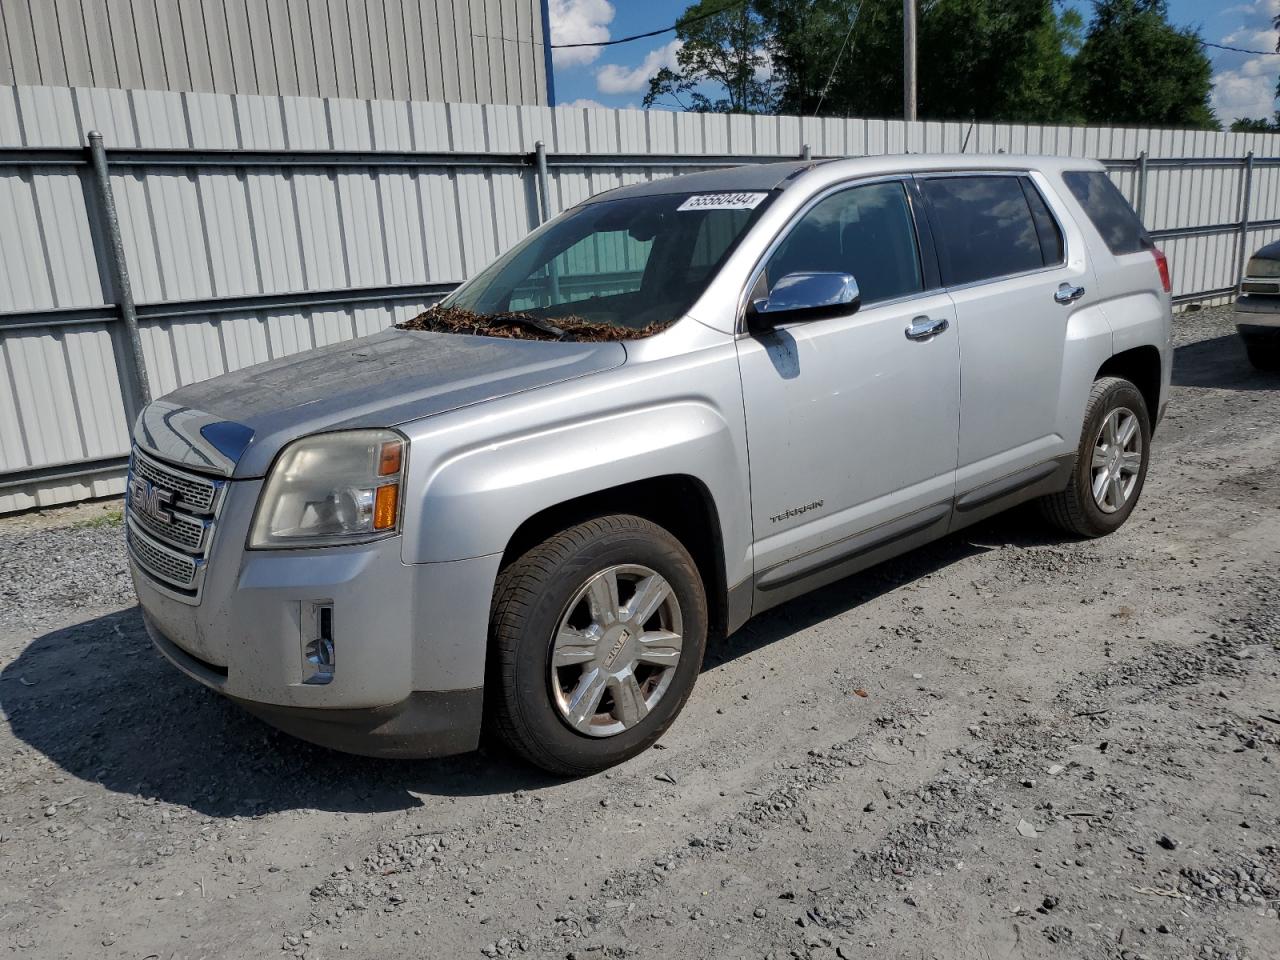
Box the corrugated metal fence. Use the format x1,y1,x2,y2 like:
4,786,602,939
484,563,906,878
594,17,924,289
3,83,1280,513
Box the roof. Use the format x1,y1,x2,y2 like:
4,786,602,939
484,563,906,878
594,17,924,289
583,160,821,203
588,154,1106,204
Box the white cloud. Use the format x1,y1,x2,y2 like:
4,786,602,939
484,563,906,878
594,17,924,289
561,97,609,110
549,0,614,67
1211,1,1280,121
595,40,682,95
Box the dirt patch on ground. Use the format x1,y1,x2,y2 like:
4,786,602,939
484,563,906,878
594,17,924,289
398,305,667,342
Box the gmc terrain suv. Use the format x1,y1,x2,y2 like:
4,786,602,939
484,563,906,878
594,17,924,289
126,155,1173,774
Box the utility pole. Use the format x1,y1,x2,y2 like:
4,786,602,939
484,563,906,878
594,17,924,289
903,0,917,122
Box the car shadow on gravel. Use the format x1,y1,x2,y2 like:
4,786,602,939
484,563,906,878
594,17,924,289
1173,334,1278,390
1,608,571,815
1,510,1073,815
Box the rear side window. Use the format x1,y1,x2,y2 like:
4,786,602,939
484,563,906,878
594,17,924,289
920,175,1048,285
1061,170,1151,255
1022,179,1065,266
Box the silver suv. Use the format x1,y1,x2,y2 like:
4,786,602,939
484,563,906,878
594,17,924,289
126,155,1173,774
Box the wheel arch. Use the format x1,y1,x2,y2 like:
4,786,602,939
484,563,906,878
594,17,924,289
496,475,731,644
1096,345,1162,432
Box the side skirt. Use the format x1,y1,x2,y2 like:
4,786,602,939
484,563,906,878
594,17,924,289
750,502,952,617
738,455,1074,626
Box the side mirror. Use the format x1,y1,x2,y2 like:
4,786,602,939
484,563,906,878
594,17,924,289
747,271,861,332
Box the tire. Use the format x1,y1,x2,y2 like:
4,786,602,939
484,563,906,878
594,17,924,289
487,514,708,776
1243,334,1280,372
1039,376,1151,538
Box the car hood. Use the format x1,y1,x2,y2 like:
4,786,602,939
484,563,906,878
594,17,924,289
132,328,627,478
1251,239,1280,262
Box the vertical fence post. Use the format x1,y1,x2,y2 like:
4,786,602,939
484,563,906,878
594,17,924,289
1236,151,1255,296
87,130,151,422
533,140,552,224
532,140,560,305
1135,150,1148,223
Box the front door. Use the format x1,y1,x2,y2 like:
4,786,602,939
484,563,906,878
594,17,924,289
736,179,961,606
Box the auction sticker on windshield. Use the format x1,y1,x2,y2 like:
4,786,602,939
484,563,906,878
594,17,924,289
677,192,768,212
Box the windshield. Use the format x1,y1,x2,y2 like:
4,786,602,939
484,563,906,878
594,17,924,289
427,191,774,339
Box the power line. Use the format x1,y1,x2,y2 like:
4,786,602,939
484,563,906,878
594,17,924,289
1201,39,1279,57
813,4,862,117
550,0,749,49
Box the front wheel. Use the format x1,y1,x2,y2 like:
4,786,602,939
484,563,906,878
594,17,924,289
1039,376,1151,538
487,514,708,775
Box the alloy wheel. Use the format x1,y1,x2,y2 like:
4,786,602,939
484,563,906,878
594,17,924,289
548,564,684,738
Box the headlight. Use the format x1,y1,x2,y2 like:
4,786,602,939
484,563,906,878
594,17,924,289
250,429,405,548
1247,257,1280,279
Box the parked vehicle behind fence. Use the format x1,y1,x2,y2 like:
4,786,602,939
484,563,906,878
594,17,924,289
125,154,1173,775
1234,240,1280,371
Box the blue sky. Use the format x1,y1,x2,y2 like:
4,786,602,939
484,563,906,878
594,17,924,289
548,0,1280,124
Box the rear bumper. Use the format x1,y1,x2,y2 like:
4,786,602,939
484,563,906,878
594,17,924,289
146,613,483,758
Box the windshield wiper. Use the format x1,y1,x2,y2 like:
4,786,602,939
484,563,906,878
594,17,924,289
498,313,565,340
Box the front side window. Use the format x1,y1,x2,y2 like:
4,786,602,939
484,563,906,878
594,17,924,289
764,180,924,306
439,192,772,338
920,175,1047,286
1061,169,1151,256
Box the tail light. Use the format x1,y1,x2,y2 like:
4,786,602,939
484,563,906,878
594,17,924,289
1152,247,1171,293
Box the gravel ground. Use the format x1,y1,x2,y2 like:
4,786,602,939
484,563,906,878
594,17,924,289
0,306,1277,960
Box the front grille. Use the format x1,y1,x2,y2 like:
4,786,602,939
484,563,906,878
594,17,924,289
132,449,220,514
131,500,208,551
126,447,226,599
127,521,199,588
1242,280,1280,295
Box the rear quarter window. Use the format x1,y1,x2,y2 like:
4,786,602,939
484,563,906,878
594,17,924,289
1061,170,1152,255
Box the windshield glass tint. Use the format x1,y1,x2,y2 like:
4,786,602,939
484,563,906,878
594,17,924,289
443,192,771,331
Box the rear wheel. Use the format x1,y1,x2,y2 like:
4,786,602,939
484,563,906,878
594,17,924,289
1040,377,1151,538
1242,332,1280,372
487,514,707,775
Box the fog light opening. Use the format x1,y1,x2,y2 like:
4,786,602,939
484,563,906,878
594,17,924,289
303,601,335,685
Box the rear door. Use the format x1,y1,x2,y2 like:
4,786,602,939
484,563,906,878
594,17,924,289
917,172,1089,508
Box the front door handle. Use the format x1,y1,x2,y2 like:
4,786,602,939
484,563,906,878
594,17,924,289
1054,282,1086,305
905,315,949,341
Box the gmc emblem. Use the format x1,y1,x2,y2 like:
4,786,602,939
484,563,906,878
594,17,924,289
129,475,174,525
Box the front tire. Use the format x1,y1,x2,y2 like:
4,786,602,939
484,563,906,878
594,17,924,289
1040,376,1151,538
487,514,708,776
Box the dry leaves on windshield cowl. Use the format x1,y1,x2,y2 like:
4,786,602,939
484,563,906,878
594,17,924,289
398,305,668,342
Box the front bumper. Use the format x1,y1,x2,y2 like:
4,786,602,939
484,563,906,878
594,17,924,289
147,614,481,758
1235,293,1280,331
130,472,501,758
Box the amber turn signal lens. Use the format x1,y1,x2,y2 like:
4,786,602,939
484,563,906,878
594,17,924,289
378,440,403,477
373,483,399,530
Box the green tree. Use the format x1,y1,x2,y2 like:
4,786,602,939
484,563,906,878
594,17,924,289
754,0,1081,122
644,0,779,113
1071,0,1216,129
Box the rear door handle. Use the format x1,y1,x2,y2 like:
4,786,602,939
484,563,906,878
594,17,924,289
1054,282,1086,305
905,315,949,341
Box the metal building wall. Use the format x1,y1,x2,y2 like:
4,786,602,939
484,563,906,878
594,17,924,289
2,83,1279,514
0,0,550,105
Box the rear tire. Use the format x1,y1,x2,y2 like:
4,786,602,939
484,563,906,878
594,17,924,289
1039,377,1151,538
487,514,707,776
1243,334,1280,372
